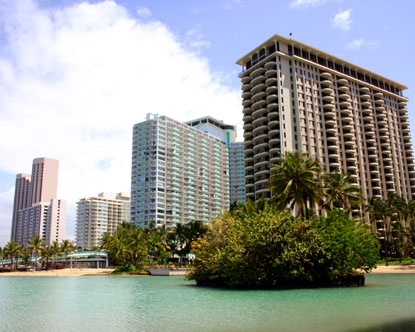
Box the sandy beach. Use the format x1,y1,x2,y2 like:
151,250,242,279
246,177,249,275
369,264,415,274
0,268,115,277
0,265,415,276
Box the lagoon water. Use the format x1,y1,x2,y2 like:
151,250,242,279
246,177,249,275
0,274,415,332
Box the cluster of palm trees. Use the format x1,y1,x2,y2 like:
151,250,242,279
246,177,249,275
101,221,207,267
0,236,76,271
269,151,361,218
269,151,415,261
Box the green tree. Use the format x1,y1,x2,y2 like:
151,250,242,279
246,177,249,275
60,240,76,267
4,241,23,270
169,221,208,263
21,247,32,270
40,246,54,269
323,172,361,212
50,241,61,266
269,151,323,219
28,235,45,266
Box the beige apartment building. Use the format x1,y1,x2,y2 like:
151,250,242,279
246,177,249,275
11,157,66,245
76,192,130,248
237,34,415,203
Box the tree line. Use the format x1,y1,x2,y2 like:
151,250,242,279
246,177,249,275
0,236,76,270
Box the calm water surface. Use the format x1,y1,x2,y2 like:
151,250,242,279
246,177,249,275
0,274,414,332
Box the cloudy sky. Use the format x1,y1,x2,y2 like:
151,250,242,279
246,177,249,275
1,0,415,246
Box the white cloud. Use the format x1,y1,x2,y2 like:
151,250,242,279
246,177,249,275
289,0,333,9
136,6,151,19
347,38,380,51
185,25,211,50
0,187,14,247
0,0,241,245
332,8,352,31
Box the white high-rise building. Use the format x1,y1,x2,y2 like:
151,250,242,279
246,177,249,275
131,114,230,228
236,34,415,204
76,192,130,249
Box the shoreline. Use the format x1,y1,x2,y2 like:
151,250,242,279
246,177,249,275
0,264,415,277
0,268,115,277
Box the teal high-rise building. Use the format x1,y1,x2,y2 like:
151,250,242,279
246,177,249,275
131,114,230,227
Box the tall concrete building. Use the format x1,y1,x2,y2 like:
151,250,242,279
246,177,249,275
228,142,246,205
131,114,230,228
186,116,246,204
237,34,415,203
10,158,66,245
76,192,130,248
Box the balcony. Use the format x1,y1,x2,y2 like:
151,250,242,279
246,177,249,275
266,86,277,94
268,110,279,120
265,77,277,86
360,94,370,100
321,87,334,95
320,72,332,79
251,91,266,102
360,86,370,93
252,124,268,135
267,103,279,111
338,85,349,93
252,116,267,127
269,136,280,144
322,95,335,102
265,68,277,78
268,119,279,127
324,111,336,118
242,99,252,107
242,91,251,99
241,75,251,84
321,80,333,87
325,119,336,126
252,99,267,110
250,67,265,78
250,83,266,94
266,94,278,103
337,78,348,85
265,61,277,69
374,92,383,98
243,122,252,131
252,133,268,143
374,99,385,105
361,101,372,108
252,107,267,118
254,151,269,160
339,93,350,100
323,103,335,110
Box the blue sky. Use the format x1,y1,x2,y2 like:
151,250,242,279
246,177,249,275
0,0,414,246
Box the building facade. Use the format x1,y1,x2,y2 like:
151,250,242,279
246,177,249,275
76,192,130,248
186,116,246,205
131,114,230,228
10,157,66,245
237,34,415,203
228,142,246,205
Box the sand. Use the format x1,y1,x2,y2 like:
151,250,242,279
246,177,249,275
1,265,415,276
369,264,415,274
0,268,115,277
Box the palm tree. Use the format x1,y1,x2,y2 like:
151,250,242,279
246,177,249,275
28,235,44,267
40,246,54,269
269,151,323,219
21,247,32,270
4,241,23,270
60,240,76,268
50,241,61,267
366,197,393,265
323,172,362,212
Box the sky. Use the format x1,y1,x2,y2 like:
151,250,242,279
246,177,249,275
1,0,415,246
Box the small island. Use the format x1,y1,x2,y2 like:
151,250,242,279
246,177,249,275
188,152,380,289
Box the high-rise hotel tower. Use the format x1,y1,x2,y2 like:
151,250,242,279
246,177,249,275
131,114,230,228
237,34,415,202
10,158,66,245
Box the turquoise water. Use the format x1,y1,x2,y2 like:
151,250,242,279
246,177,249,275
0,274,415,332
